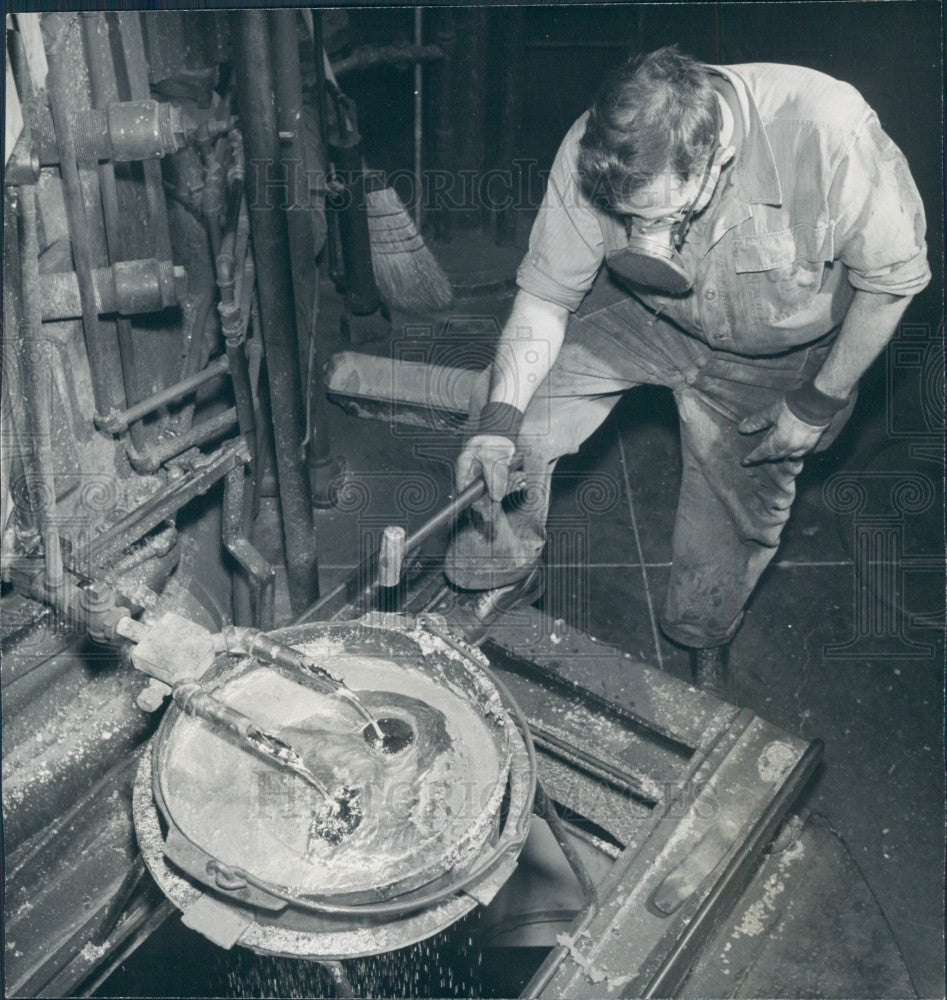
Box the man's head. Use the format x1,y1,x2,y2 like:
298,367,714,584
578,46,731,217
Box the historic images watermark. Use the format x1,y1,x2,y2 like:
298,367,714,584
822,322,943,660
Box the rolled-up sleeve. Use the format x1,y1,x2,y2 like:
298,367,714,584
516,115,606,311
829,110,931,296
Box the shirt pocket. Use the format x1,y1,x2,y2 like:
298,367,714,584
734,224,835,325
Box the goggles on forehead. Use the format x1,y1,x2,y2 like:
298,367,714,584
605,148,718,296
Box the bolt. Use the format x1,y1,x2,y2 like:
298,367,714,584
82,580,116,612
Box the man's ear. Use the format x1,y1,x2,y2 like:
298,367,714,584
715,144,736,168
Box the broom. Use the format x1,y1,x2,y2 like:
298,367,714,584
364,174,454,314
303,10,454,315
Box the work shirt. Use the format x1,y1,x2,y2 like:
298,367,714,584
517,62,931,357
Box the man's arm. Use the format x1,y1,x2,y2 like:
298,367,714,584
739,290,913,464
456,290,570,499
812,290,912,398
489,290,570,412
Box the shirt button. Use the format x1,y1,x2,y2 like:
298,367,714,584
704,288,718,301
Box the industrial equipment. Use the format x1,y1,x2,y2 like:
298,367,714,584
2,9,923,999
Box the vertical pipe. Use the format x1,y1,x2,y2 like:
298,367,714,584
115,12,174,263
432,9,455,243
231,10,319,614
79,12,146,446
41,12,122,416
18,188,64,592
267,9,336,491
413,7,424,231
216,227,256,457
310,12,344,290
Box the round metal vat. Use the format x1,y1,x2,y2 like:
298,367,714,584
134,616,535,959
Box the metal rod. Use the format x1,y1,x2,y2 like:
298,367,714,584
433,9,456,242
99,355,230,434
18,187,64,593
231,10,320,614
222,467,276,631
330,43,444,78
529,722,656,803
534,783,599,909
65,439,247,573
116,12,173,262
292,475,490,624
268,10,335,475
129,407,238,473
405,477,485,552
216,203,257,456
41,13,122,416
413,8,424,231
79,12,144,446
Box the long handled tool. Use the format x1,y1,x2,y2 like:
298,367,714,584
293,460,525,625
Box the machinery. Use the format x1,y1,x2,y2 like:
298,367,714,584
2,10,917,1000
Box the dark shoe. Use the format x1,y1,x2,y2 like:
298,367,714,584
690,644,731,694
460,567,545,645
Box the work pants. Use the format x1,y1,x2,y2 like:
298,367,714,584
445,283,854,649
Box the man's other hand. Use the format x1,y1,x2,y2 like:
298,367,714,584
738,399,827,464
457,435,518,501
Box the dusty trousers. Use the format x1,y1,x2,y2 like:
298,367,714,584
445,281,855,648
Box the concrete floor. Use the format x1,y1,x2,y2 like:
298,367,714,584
303,225,945,997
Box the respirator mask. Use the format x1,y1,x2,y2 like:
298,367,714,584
605,148,718,296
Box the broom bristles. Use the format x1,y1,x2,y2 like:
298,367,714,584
366,186,454,315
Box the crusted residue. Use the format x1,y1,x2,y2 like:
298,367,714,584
731,834,806,939
555,931,634,993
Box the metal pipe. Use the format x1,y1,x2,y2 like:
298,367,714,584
268,10,335,484
307,11,345,293
129,407,238,473
38,260,187,322
328,100,382,317
231,10,319,614
41,13,122,416
432,9,456,242
18,187,65,594
116,12,174,262
80,12,148,449
64,439,248,574
8,24,35,105
413,9,424,231
222,467,275,630
97,355,230,433
534,784,599,910
330,43,444,78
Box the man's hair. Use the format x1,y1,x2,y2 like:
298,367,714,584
577,46,719,210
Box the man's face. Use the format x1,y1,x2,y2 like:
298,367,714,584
611,145,734,227
612,170,708,222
